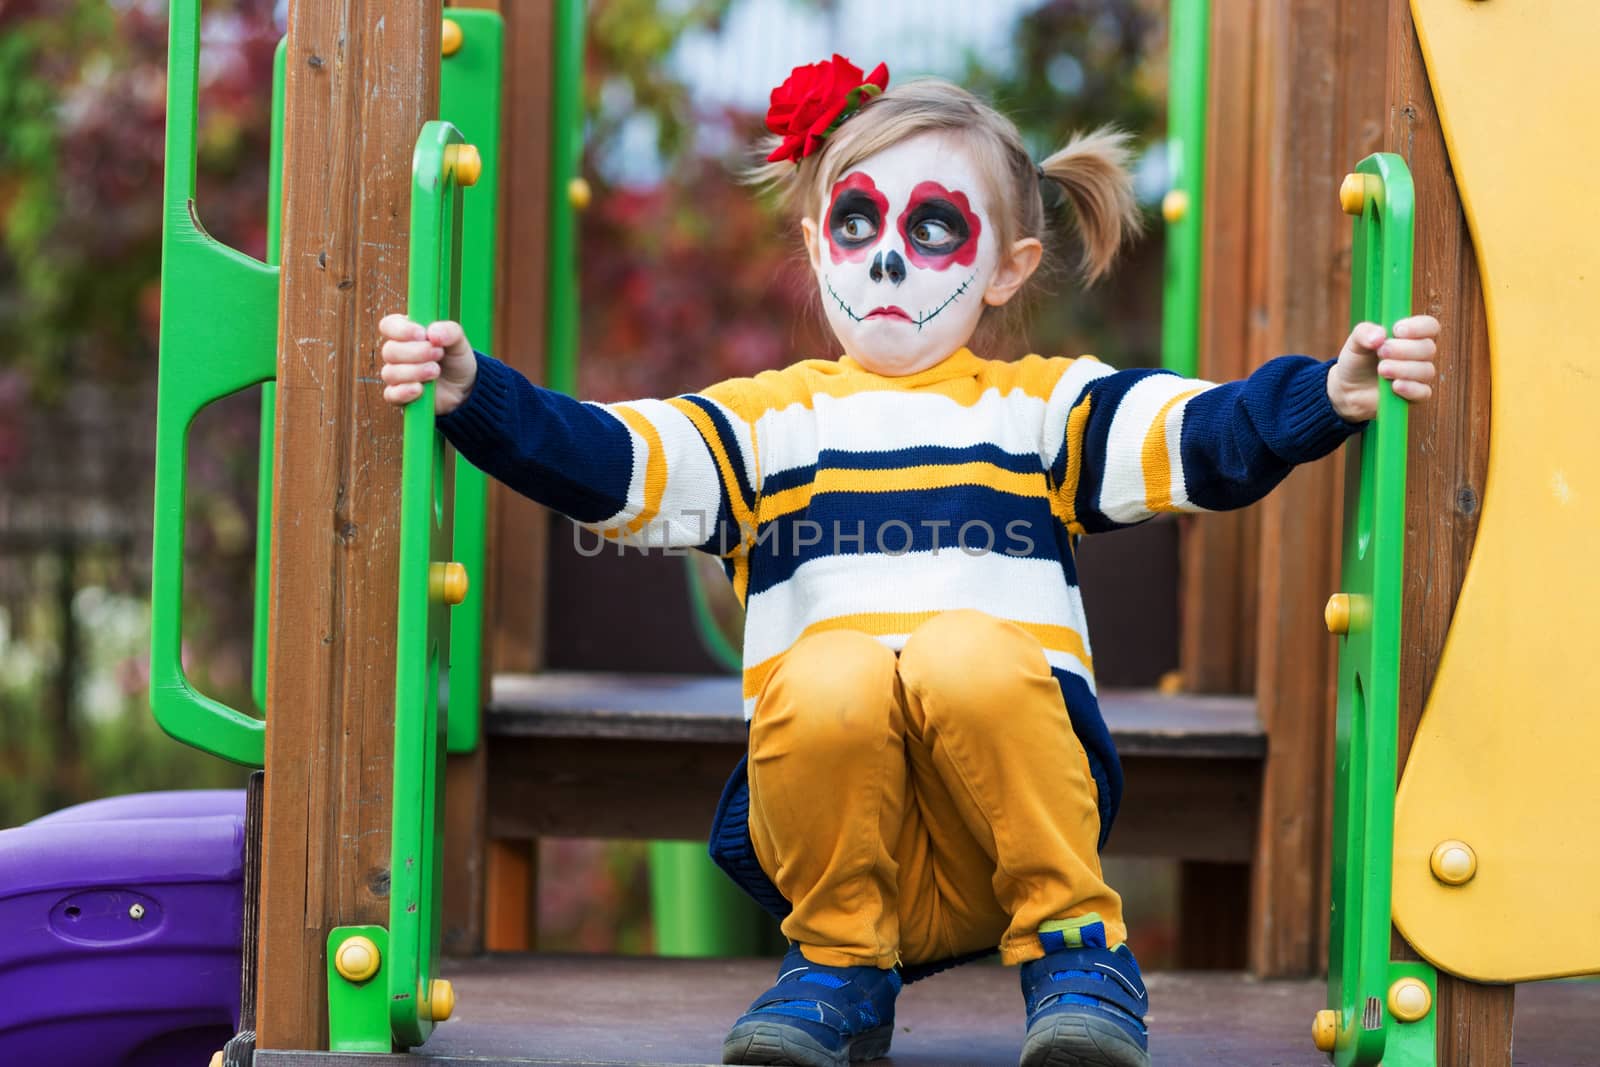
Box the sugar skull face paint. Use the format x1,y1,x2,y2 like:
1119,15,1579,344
808,132,1000,376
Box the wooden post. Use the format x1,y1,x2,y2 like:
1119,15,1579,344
1173,0,1262,967
255,2,441,1051
1244,0,1387,978
1383,3,1509,1060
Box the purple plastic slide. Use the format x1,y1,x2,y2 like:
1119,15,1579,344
0,790,246,1066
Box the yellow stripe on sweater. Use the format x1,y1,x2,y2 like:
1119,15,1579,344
609,406,667,536
1057,396,1094,535
665,396,757,603
1141,387,1206,513
742,612,1094,700
756,463,1050,523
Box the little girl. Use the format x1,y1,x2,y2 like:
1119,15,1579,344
380,55,1438,1067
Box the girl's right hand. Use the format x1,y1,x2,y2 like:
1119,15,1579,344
378,314,478,414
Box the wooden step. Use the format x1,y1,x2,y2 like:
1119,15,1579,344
485,673,1263,862
251,954,1600,1066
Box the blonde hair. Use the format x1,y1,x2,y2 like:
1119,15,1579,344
750,78,1142,337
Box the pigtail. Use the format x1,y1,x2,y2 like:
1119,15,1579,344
1039,126,1142,285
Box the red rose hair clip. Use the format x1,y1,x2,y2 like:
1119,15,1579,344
765,54,890,164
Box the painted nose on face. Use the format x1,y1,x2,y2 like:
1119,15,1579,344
870,249,907,286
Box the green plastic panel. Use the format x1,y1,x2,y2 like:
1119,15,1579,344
388,119,469,1050
1326,151,1418,1067
151,0,277,766
326,925,391,1053
546,0,584,397
1159,0,1209,378
1382,961,1438,1067
442,10,504,755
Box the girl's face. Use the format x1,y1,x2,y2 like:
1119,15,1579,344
803,131,1038,376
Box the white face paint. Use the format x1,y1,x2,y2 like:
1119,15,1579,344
807,132,999,376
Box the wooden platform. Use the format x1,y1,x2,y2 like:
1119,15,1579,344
253,955,1600,1066
486,673,1264,862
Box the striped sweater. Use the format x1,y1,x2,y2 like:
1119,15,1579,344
440,346,1359,835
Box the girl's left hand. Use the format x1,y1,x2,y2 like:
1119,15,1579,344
1326,314,1440,422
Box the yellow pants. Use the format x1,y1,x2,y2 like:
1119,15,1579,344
746,609,1126,970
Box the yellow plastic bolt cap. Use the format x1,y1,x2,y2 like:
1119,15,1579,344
210,1053,225,1067
568,176,593,211
442,18,464,57
448,144,482,188
1388,977,1433,1023
1340,172,1366,216
1325,593,1351,634
334,934,381,983
1430,839,1478,886
1162,188,1189,224
429,978,456,1022
430,561,469,605
1312,1009,1339,1053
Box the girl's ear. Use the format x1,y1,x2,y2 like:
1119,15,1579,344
983,236,1044,307
801,216,822,272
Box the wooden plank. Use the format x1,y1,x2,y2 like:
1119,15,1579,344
486,672,1265,757
249,959,1600,1067
1383,2,1507,1061
1180,0,1259,696
487,737,1260,863
255,1,441,1051
1242,0,1387,980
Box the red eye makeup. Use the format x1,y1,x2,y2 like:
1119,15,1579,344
896,181,981,270
826,173,889,264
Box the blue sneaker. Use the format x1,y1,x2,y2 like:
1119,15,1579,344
722,943,901,1066
1018,916,1150,1067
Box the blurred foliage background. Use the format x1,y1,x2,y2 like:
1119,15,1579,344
0,0,1174,961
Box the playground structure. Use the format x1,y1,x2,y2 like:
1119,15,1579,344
2,0,1598,1064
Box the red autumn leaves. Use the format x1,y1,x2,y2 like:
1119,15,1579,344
765,54,889,164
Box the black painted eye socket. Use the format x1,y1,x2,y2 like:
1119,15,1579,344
905,200,970,254
829,192,882,247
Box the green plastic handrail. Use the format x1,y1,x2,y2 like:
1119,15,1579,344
151,0,277,766
1324,151,1429,1066
1159,0,1209,378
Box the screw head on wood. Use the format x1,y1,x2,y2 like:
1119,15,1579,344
1387,978,1433,1023
442,18,464,57
1430,840,1477,886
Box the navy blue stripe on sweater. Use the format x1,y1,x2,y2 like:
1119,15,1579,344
1052,668,1121,848
744,486,1061,597
763,443,1044,497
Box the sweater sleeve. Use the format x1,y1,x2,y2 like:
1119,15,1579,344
1041,355,1363,534
438,353,760,553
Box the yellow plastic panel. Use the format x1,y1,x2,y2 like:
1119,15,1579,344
1394,0,1600,983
